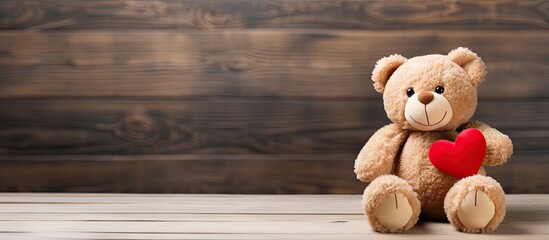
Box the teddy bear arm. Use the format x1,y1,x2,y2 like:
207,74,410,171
354,124,408,182
459,121,513,166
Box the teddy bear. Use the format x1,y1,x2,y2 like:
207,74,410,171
354,47,513,233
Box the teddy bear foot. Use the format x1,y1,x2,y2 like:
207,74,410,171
362,175,421,233
444,175,506,233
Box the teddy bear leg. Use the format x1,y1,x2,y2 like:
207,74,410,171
444,175,505,233
362,175,421,233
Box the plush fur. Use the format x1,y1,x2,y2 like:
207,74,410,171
355,47,513,233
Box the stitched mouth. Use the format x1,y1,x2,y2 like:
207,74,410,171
409,111,448,127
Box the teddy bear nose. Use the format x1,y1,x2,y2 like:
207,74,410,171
418,91,434,105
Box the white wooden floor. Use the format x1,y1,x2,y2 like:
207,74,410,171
0,194,547,240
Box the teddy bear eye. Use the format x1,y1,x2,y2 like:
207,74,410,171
406,88,415,97
435,86,445,94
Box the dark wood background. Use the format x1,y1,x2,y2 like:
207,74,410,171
0,0,547,193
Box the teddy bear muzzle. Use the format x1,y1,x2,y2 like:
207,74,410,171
405,91,453,131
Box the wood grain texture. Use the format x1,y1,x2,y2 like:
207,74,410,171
0,157,546,193
0,1,547,194
0,0,547,30
0,99,383,155
0,30,547,99
0,100,546,155
0,194,547,239
0,157,364,193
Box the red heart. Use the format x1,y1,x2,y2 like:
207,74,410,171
428,128,486,179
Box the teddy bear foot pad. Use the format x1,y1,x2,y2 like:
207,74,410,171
362,175,421,233
457,190,495,229
377,192,414,230
444,175,506,233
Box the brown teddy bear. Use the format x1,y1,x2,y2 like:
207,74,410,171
354,47,513,233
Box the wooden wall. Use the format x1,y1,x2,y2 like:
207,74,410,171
0,0,547,193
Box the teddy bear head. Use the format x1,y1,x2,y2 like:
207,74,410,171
371,47,487,131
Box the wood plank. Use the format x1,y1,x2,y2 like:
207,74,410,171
0,195,546,239
0,157,363,193
0,194,544,214
0,99,383,155
0,99,547,155
0,195,547,221
0,193,364,203
1,220,548,234
0,30,547,98
0,0,547,30
1,233,548,240
0,158,546,193
0,213,366,221
0,193,547,205
0,194,364,214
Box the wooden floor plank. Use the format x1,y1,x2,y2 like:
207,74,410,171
0,194,545,214
0,194,364,204
1,220,548,234
1,233,547,240
0,193,546,205
0,194,546,239
0,213,364,222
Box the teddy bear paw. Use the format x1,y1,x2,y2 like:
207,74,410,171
362,175,421,233
376,192,414,230
355,171,376,182
457,190,495,230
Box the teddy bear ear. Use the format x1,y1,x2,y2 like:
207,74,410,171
371,54,407,93
447,47,487,86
